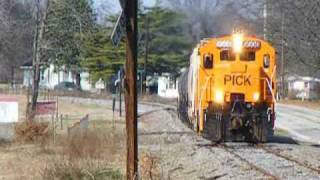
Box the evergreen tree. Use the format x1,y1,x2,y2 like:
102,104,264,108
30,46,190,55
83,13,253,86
81,25,125,83
46,0,96,89
139,7,192,76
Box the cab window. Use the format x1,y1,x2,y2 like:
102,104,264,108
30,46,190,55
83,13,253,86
220,50,235,61
240,51,255,61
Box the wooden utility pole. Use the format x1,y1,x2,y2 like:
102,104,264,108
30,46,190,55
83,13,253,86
119,69,123,117
124,0,138,179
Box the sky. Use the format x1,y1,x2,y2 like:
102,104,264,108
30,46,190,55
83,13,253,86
93,0,157,14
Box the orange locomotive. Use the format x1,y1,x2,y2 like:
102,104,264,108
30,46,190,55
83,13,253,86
178,33,276,142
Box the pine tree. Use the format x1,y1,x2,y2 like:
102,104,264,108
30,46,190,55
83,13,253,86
139,7,192,76
81,25,125,83
46,0,96,89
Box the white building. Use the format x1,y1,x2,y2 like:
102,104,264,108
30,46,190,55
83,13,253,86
20,62,93,91
287,75,320,100
157,73,178,98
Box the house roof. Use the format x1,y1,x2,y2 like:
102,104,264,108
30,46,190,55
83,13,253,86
20,58,33,69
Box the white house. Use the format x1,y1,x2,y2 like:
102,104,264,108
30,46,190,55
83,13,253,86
20,62,92,91
287,75,320,100
157,73,178,98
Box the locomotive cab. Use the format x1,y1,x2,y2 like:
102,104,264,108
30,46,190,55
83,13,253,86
178,33,277,142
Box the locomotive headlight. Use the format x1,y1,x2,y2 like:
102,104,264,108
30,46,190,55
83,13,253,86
253,92,260,102
214,90,224,104
233,33,243,53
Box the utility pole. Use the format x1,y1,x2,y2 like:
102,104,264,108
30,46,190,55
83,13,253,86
263,0,268,40
143,15,149,93
124,0,138,179
281,12,285,99
119,68,123,117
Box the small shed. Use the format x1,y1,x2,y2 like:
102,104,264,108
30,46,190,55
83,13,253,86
287,75,320,100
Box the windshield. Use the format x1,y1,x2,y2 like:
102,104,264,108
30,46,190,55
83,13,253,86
220,50,235,61
240,50,256,61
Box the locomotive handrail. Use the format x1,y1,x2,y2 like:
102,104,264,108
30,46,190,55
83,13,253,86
260,67,276,103
198,75,212,129
199,76,213,105
268,65,277,102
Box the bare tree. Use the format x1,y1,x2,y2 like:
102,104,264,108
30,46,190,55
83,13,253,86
0,1,34,83
27,0,50,120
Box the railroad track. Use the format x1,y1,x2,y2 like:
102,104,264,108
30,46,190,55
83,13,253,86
256,144,320,175
160,99,320,179
60,97,320,179
146,102,320,179
218,144,280,180
215,143,320,179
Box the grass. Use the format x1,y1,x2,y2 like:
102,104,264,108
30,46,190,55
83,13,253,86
42,160,122,180
12,119,126,179
40,117,126,179
140,152,160,180
15,121,50,143
1,94,164,179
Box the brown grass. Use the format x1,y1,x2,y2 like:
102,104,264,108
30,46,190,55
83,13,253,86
140,152,160,180
0,93,130,179
59,130,119,160
15,121,51,143
41,125,126,180
41,159,122,180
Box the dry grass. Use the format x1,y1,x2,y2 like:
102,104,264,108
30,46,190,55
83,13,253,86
0,123,126,179
41,123,126,180
0,94,127,179
59,129,123,160
15,121,50,143
41,159,122,180
140,152,160,180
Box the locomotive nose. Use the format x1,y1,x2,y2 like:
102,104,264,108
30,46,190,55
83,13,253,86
214,64,261,103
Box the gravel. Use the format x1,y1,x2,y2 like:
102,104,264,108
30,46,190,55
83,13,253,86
60,96,320,179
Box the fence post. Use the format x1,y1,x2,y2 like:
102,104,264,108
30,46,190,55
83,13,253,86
60,114,63,130
52,114,55,144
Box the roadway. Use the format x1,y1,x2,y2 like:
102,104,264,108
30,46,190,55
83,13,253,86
276,103,320,144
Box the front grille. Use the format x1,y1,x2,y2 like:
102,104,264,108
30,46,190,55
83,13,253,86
231,93,245,102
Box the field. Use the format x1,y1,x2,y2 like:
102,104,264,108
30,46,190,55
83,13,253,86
0,94,126,180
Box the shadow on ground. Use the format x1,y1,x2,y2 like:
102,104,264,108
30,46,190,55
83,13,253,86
269,135,298,144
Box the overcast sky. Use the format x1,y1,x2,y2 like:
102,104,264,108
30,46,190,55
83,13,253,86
94,0,156,14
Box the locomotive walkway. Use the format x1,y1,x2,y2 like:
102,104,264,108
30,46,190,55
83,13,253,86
276,104,320,145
